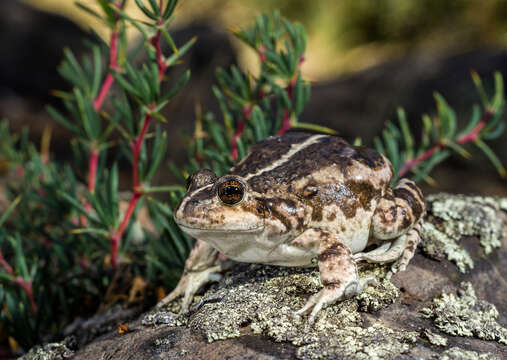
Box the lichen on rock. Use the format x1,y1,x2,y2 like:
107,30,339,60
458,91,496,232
420,222,474,272
421,329,448,346
142,311,187,327
420,194,506,272
356,263,399,312
421,281,507,345
152,263,415,359
439,346,501,360
296,323,417,360
18,341,74,360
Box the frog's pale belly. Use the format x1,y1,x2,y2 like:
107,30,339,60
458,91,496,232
204,228,370,266
208,237,317,266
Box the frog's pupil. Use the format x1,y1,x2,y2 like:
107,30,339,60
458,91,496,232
218,180,244,205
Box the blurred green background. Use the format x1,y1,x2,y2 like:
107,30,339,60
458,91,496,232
24,0,507,79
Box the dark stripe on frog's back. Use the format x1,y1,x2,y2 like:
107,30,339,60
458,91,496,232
230,132,312,177
245,135,385,193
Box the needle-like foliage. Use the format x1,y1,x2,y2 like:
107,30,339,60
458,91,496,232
0,3,504,355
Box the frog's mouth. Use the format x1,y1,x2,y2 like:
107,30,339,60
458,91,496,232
175,222,264,234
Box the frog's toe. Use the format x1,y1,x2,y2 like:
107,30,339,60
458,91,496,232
358,276,378,290
353,241,391,262
181,268,223,311
294,287,335,325
157,276,188,309
295,282,358,325
157,265,223,312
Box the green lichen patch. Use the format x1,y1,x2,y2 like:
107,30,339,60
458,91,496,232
421,329,448,346
421,222,474,272
421,194,506,273
421,282,507,345
356,278,399,312
439,346,501,360
18,342,74,360
296,323,417,360
179,264,414,359
142,311,187,327
355,262,399,312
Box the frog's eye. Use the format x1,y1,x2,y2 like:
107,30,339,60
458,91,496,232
217,179,245,206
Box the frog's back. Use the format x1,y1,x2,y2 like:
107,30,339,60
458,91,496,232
230,132,393,195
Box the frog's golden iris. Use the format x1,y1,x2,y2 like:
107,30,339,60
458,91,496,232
217,179,245,205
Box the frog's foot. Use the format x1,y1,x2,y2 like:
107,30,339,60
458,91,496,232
353,241,391,262
157,264,224,312
387,222,421,278
295,276,377,324
156,239,232,312
354,233,408,264
293,229,377,324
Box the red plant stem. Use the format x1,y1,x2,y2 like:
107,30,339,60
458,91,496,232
93,1,124,111
0,251,14,276
151,28,167,82
110,191,141,267
278,76,298,135
231,118,246,161
87,149,99,194
278,109,292,135
456,120,487,144
16,277,37,313
107,8,170,266
82,6,123,226
108,114,151,267
398,109,493,178
93,29,119,111
85,3,123,214
1,252,37,312
133,114,152,187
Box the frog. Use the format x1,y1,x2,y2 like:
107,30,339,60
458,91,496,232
160,132,425,324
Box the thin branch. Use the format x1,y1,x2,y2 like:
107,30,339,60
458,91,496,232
151,27,168,82
108,10,169,265
398,109,494,178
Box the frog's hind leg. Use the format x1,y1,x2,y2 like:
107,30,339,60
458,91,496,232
293,229,376,324
354,223,420,266
361,178,425,274
390,222,421,275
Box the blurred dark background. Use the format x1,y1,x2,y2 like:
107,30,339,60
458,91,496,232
1,0,506,196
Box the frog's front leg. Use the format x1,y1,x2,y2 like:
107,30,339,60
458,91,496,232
293,229,375,324
157,240,232,311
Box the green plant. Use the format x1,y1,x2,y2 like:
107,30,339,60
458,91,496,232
0,2,505,355
0,0,194,351
375,71,506,184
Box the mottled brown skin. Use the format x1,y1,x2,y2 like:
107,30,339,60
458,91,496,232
162,133,426,324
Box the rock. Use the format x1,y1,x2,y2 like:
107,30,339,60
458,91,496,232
19,338,75,360
60,194,506,360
